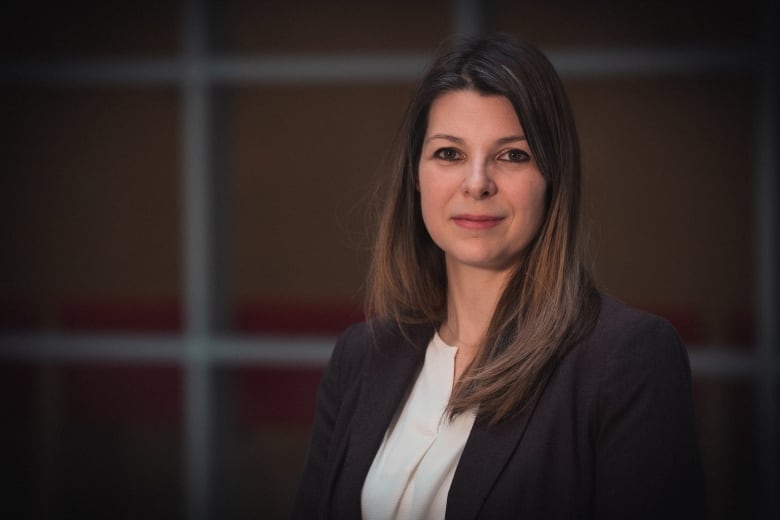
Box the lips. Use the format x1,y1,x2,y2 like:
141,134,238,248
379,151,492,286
451,214,504,230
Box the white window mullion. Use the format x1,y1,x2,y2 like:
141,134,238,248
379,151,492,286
755,1,779,517
181,0,214,519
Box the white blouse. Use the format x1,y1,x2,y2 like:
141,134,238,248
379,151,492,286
361,332,477,520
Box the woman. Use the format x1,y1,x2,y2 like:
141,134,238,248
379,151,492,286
293,34,705,519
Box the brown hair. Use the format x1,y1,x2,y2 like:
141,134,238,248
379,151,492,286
366,34,600,425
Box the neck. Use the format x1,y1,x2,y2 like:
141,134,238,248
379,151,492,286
440,262,510,352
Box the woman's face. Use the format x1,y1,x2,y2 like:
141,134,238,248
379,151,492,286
418,89,547,275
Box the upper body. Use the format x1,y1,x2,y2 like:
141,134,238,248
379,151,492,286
292,294,706,519
294,33,705,519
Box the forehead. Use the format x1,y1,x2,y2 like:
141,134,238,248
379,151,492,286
426,90,523,138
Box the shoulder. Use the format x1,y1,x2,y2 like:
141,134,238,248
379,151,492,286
562,293,692,398
581,296,705,517
588,294,687,361
593,294,680,343
578,293,692,396
330,319,433,374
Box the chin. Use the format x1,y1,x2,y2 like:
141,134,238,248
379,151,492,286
449,255,515,272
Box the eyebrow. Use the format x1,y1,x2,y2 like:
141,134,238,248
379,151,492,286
424,133,527,145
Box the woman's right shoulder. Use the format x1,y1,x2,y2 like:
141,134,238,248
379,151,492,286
330,318,432,373
330,321,372,367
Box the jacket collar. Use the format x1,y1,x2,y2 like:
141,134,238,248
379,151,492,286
331,320,540,520
331,321,432,518
445,407,538,519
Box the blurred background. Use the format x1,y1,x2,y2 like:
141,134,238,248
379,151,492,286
0,0,777,518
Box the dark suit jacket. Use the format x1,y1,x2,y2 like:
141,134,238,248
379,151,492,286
293,295,706,519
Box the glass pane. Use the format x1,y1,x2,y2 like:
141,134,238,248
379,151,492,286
0,362,184,518
693,377,759,519
225,83,415,333
215,0,451,53
0,86,182,333
0,362,38,516
211,366,323,518
1,1,180,59
568,74,755,346
495,0,759,47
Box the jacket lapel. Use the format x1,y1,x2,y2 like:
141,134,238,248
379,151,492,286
333,323,432,518
445,400,539,519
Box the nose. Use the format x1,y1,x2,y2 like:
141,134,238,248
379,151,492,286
462,160,496,199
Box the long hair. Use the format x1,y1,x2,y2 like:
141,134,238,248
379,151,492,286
366,34,600,425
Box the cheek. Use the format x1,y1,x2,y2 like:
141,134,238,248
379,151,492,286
514,177,548,231
530,181,549,230
418,183,437,231
418,172,449,236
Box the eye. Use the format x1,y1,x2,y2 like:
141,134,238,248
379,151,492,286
433,147,462,161
499,149,530,162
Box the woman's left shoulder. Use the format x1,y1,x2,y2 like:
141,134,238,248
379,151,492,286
580,293,690,376
578,297,705,518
